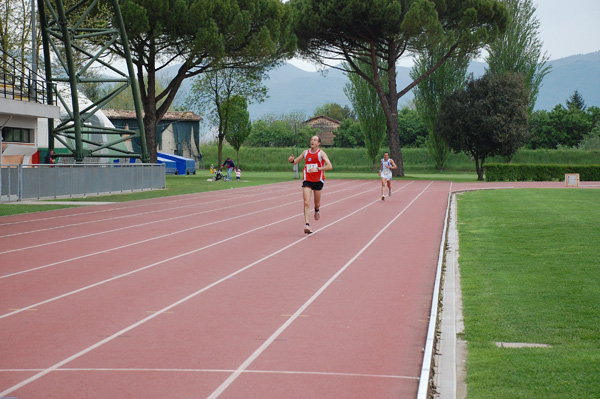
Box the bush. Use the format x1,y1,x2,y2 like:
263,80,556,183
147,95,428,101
484,163,600,181
199,145,600,175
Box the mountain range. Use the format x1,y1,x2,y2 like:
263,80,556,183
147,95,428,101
169,51,600,121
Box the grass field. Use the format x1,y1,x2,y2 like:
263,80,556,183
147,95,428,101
457,189,600,398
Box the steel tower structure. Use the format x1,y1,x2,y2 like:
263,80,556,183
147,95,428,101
37,0,149,163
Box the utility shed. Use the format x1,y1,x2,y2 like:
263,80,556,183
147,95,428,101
104,109,204,167
304,115,341,146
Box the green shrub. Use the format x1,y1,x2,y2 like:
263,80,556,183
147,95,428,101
485,163,600,181
199,145,600,175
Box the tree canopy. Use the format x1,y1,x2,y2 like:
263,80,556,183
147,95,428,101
566,90,586,112
247,112,315,148
291,0,508,176
436,72,529,180
485,0,551,114
411,43,469,170
224,95,252,167
184,66,268,165
312,103,354,121
344,59,387,170
113,0,296,161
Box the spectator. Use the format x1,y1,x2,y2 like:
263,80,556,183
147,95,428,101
45,149,55,165
221,158,235,181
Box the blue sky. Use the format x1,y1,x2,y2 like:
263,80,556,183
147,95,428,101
535,0,599,60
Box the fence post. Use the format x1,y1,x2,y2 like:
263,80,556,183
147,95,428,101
18,164,23,201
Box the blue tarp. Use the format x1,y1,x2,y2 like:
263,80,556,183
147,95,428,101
157,157,177,175
158,152,195,175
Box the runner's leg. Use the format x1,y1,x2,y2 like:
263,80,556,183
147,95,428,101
303,186,312,225
313,189,322,218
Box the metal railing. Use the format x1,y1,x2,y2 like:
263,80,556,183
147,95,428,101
0,52,56,105
0,163,166,202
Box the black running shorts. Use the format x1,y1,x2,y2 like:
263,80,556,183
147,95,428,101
302,180,324,191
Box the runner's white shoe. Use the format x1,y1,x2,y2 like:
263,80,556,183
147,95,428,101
314,210,320,220
304,224,313,234
381,195,385,201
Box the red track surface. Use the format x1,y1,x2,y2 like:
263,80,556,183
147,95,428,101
0,179,584,398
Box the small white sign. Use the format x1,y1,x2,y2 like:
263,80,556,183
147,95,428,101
565,173,579,187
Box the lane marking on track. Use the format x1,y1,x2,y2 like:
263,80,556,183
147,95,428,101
0,181,302,229
0,367,419,380
0,182,310,240
0,182,369,279
0,181,420,397
0,182,380,318
207,181,433,399
0,180,356,255
417,181,453,399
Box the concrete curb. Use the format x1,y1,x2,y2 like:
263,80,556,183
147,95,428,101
2,200,115,206
434,193,467,398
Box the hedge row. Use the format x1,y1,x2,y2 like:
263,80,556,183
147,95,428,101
198,145,600,175
484,163,600,181
200,146,478,172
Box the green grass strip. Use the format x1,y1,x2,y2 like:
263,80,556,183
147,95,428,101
457,189,600,398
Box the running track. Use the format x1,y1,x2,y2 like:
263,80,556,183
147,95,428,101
0,179,583,398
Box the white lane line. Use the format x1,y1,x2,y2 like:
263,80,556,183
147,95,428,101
0,182,390,398
0,182,368,278
0,181,299,228
207,181,433,399
0,190,298,256
0,183,378,318
0,180,355,254
0,367,418,380
417,181,452,399
0,184,301,239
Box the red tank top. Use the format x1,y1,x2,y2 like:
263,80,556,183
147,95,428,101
303,149,324,182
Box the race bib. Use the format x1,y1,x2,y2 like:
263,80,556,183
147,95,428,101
306,164,319,173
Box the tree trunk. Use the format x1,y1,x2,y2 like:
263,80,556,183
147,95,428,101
387,116,404,177
144,116,158,162
382,91,404,177
217,137,224,168
475,156,485,181
383,55,404,177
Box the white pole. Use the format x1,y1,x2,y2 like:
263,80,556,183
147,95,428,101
1,129,3,201
31,0,38,99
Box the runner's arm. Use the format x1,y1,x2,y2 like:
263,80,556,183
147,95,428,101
318,151,333,172
288,151,305,165
390,159,398,169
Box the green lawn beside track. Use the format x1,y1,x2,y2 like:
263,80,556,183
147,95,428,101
457,189,600,398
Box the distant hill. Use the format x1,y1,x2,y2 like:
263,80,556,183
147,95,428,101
535,52,600,111
168,51,600,120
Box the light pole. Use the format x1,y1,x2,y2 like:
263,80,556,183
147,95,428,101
293,121,299,179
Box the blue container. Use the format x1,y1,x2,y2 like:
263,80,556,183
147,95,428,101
157,157,178,175
157,152,195,175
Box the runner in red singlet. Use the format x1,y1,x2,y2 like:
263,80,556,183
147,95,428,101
288,135,333,234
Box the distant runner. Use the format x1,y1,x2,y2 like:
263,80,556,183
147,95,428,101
379,152,397,200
